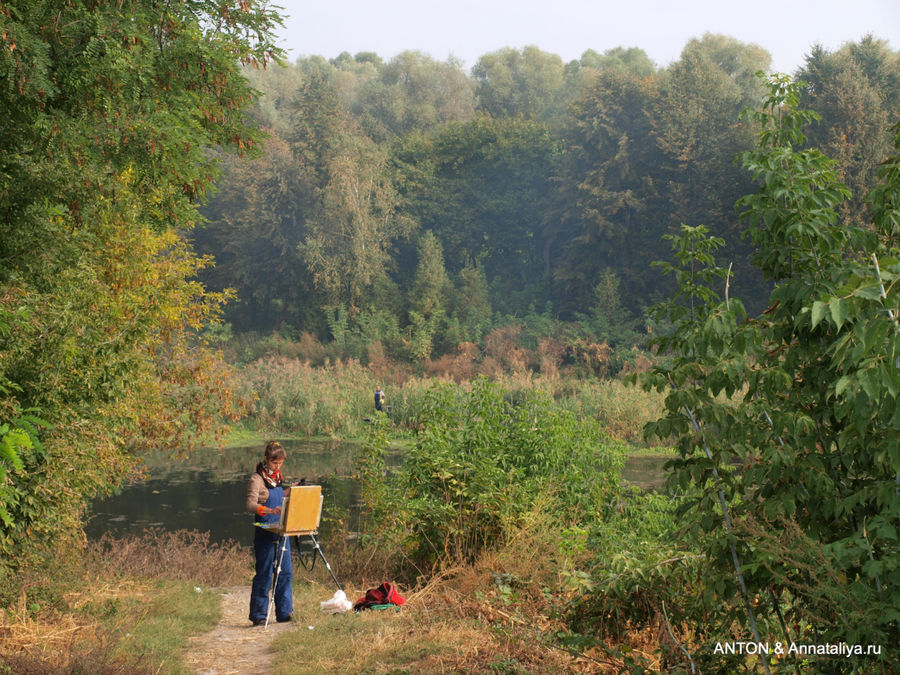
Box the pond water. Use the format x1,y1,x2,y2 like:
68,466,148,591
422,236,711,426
85,439,368,545
86,440,670,545
621,454,670,491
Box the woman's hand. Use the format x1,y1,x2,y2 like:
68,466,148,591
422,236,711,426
271,506,282,515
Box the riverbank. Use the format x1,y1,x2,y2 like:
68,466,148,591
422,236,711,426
5,374,681,673
85,436,672,547
1,514,665,674
228,359,666,445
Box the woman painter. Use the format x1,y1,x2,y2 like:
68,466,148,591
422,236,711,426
245,440,294,626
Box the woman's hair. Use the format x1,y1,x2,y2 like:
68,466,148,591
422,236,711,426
264,440,287,461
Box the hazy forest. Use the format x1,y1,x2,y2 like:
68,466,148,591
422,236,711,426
194,33,899,370
1,0,899,672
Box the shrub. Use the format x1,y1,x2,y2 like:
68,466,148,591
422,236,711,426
359,377,623,570
567,490,713,671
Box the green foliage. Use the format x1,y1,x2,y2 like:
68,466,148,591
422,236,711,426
568,490,713,671
300,132,414,311
405,230,454,361
353,51,476,140
392,114,562,317
0,396,46,535
193,36,898,350
359,377,623,568
556,35,766,315
473,46,569,121
798,35,900,231
0,415,45,526
0,0,281,574
638,75,900,668
573,46,656,79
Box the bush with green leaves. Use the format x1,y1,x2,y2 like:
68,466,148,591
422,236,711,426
360,377,623,569
637,75,899,671
566,489,721,672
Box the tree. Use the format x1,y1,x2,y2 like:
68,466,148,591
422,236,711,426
473,46,568,122
798,36,900,231
393,115,562,316
553,66,660,314
0,0,281,573
300,132,414,315
407,231,453,361
352,51,475,141
195,130,323,333
639,76,899,669
652,35,766,231
451,262,493,345
572,47,656,78
648,34,768,307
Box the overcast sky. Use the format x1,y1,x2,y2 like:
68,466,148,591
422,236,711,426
273,0,899,75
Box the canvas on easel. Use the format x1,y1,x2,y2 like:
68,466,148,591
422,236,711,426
279,485,323,535
264,483,343,620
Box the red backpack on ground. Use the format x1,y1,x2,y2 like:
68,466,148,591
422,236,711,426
353,582,406,611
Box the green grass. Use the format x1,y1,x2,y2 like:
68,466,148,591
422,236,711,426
219,427,335,447
98,581,221,674
624,443,677,457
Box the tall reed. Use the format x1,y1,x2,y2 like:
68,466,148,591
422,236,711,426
232,355,665,442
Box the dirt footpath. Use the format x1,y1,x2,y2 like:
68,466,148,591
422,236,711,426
183,586,297,675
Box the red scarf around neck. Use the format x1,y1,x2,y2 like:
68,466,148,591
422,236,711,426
256,461,283,489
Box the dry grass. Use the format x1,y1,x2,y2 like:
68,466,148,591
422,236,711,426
1,519,672,675
1,531,245,674
0,595,91,669
270,501,668,674
274,560,661,675
275,583,578,674
0,579,156,674
85,528,251,587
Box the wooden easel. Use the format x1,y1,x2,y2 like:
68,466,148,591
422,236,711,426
260,485,342,627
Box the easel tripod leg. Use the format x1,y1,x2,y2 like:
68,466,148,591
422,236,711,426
309,532,342,591
266,535,290,628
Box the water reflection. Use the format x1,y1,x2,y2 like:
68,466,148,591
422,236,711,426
86,440,670,545
86,439,364,545
621,455,670,491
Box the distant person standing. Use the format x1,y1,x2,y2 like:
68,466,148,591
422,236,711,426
374,385,385,412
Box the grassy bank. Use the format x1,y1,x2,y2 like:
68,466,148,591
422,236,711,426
271,488,697,673
0,531,249,674
0,519,669,674
231,356,666,445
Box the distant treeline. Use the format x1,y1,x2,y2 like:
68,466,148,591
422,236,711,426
195,34,900,363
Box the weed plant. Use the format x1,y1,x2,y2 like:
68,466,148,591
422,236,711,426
85,528,251,587
235,357,375,437
566,489,712,671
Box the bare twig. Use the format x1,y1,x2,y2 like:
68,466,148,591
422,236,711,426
661,600,697,674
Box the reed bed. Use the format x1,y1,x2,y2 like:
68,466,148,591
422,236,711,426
232,354,666,444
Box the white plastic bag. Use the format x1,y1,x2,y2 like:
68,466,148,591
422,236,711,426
320,589,352,614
